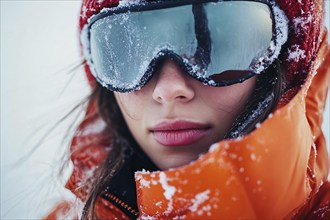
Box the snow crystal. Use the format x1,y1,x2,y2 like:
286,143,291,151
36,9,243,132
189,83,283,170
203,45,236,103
197,204,212,216
189,190,211,212
194,168,202,174
229,153,238,160
81,25,93,70
173,216,186,220
155,201,163,207
293,14,313,34
135,170,153,188
84,167,96,179
251,3,288,74
140,214,157,220
313,206,328,218
225,176,236,186
118,0,146,8
157,172,177,214
246,144,255,151
159,172,176,201
139,178,151,188
312,143,317,159
136,169,150,174
287,45,306,62
208,143,219,152
250,153,257,161
81,6,88,19
271,3,289,54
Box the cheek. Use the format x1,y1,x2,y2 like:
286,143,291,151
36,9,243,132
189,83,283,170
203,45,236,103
114,92,147,121
201,77,256,118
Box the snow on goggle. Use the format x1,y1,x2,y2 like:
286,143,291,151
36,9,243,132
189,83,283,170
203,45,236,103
82,0,288,92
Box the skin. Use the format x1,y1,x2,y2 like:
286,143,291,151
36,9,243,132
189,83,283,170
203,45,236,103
114,60,256,170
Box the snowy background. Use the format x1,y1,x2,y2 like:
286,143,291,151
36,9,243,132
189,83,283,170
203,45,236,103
1,1,329,219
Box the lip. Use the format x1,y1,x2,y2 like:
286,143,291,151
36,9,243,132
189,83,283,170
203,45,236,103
149,120,211,146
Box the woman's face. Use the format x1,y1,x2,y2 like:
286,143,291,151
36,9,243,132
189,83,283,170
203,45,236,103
114,60,256,170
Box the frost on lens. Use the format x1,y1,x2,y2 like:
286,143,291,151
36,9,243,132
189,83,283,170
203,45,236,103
82,0,289,92
250,3,289,74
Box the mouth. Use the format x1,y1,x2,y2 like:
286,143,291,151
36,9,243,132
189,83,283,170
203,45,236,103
149,120,211,146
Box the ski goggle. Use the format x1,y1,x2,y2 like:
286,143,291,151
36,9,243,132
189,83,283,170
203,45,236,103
82,0,288,92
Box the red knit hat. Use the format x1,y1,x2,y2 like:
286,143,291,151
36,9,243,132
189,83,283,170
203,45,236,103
79,0,325,96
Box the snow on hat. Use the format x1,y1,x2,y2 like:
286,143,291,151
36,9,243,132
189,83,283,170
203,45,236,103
79,0,325,95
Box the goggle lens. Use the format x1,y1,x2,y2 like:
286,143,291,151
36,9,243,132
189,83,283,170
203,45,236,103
88,1,275,92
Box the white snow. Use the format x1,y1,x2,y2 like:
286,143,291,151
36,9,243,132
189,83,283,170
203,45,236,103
208,143,219,152
159,172,176,201
312,143,318,159
81,6,88,19
287,45,307,62
293,14,313,34
158,172,177,214
137,169,151,174
135,170,153,188
252,3,289,74
140,214,157,220
118,0,146,8
139,178,151,188
188,190,211,213
250,153,257,161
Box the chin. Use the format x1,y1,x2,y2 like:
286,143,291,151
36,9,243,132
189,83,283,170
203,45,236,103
157,153,200,170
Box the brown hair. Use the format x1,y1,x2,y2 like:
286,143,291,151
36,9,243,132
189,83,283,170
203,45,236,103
81,59,285,219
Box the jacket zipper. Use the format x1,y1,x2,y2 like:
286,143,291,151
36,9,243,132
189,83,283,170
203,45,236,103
103,192,140,217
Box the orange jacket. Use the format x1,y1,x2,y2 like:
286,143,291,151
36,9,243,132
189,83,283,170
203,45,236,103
45,30,330,219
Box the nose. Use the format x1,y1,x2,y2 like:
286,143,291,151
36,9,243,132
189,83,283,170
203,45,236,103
152,60,195,104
